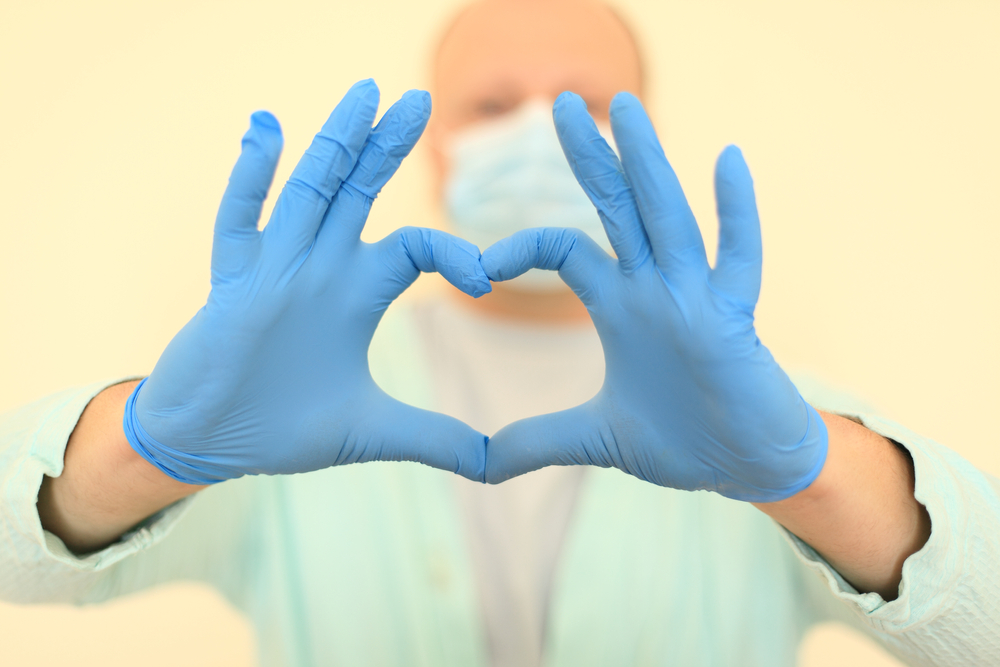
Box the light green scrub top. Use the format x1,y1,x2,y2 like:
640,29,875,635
2,304,999,666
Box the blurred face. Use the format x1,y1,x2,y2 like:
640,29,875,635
428,0,643,316
429,0,643,183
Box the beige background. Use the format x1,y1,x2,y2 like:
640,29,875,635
1,0,997,665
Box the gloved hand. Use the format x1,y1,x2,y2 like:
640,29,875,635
481,92,827,502
124,80,492,485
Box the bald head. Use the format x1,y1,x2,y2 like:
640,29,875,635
431,0,644,132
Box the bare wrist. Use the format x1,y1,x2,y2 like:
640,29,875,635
37,380,205,554
753,410,930,599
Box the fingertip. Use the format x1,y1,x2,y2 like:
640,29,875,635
451,236,492,296
401,89,432,115
609,92,655,148
470,276,493,298
451,273,492,299
417,230,494,298
250,110,281,132
348,78,381,117
452,274,492,299
244,111,283,154
479,240,514,282
720,144,744,160
352,77,379,93
715,145,753,188
553,91,585,115
553,92,594,128
458,239,493,297
609,91,641,116
393,90,432,135
555,90,581,104
479,228,552,283
460,272,492,298
717,144,746,170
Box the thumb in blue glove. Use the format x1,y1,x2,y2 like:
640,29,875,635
480,91,827,502
125,79,492,485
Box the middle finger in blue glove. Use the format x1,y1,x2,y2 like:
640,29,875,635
262,79,380,263
609,92,708,281
552,92,652,273
316,88,433,248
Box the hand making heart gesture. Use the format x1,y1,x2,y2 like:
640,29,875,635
480,92,828,502
125,82,826,502
124,80,492,485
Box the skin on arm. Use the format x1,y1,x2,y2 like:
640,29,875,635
756,411,931,601
36,380,204,554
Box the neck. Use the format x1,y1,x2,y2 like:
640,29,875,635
449,283,591,324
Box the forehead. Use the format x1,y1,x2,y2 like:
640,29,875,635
434,0,642,118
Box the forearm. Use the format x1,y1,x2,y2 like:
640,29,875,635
754,410,931,600
36,380,204,554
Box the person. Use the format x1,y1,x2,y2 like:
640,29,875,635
1,1,998,666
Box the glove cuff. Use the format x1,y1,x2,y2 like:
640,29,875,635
761,401,829,502
122,378,227,486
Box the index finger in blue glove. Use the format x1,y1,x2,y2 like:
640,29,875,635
263,79,380,258
710,145,762,310
374,226,492,302
345,89,431,199
212,111,284,282
553,92,652,273
609,93,708,279
480,227,614,307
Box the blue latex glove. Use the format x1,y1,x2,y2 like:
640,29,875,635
124,80,492,485
480,92,827,502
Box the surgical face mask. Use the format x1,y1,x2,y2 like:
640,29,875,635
443,99,615,292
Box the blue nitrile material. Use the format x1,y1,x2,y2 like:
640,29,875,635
480,91,827,502
124,80,490,485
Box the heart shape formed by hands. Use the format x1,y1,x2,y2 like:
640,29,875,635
478,92,828,502
123,80,826,504
125,80,492,485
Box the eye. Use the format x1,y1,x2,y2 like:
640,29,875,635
472,97,517,120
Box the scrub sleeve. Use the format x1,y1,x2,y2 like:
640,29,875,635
0,380,255,607
785,397,1000,667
